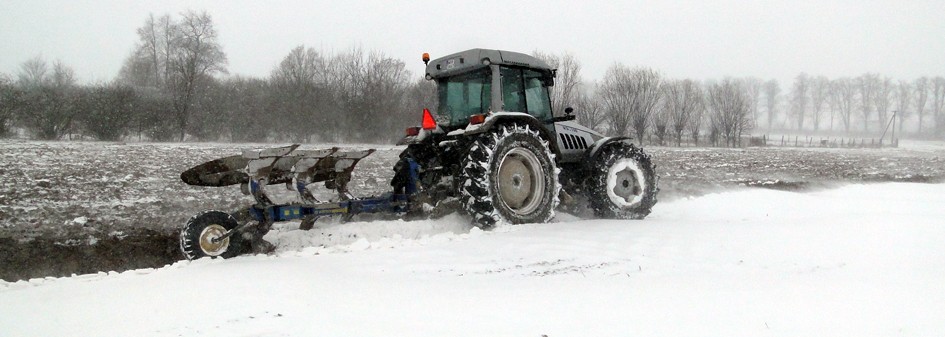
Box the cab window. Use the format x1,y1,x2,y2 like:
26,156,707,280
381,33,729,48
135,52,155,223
437,68,491,126
500,67,552,120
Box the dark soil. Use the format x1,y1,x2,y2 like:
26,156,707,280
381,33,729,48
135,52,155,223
0,228,178,281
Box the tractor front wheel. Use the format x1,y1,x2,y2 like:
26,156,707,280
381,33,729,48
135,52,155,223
586,142,658,219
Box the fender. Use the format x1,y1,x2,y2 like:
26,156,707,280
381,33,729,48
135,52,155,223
447,112,562,156
583,136,634,169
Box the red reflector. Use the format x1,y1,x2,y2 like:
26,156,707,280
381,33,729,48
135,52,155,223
422,108,437,130
406,127,420,136
469,114,486,125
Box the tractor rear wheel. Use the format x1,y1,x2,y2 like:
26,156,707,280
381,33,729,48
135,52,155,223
587,142,658,219
459,123,560,228
180,210,245,260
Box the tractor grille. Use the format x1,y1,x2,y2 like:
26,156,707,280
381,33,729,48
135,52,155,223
559,133,589,150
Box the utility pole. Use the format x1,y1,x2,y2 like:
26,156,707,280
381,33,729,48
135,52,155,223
891,111,896,147
880,110,897,147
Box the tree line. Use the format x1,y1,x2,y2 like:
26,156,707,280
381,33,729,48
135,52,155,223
539,54,759,147
538,53,945,147
0,11,420,143
2,11,943,146
775,74,945,137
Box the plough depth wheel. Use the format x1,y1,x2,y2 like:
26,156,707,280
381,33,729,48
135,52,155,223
180,210,244,260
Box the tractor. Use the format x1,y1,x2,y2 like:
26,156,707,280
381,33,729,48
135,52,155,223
178,48,658,259
391,48,658,227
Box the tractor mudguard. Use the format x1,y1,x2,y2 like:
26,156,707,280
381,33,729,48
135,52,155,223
583,137,634,169
445,112,561,156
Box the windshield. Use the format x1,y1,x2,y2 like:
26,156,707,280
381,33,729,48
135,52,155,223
436,68,492,126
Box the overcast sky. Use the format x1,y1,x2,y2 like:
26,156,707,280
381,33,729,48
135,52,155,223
1,0,943,85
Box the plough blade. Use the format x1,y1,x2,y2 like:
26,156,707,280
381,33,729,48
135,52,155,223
293,149,375,202
180,145,375,202
181,144,302,187
180,154,252,187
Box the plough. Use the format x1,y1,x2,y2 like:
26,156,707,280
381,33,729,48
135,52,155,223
179,144,419,259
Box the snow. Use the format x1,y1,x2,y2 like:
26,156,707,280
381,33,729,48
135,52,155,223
897,139,945,152
1,182,944,336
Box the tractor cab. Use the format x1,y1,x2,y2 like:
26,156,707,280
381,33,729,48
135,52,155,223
423,49,557,129
415,49,602,164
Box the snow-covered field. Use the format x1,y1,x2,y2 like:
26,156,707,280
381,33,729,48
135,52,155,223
2,182,943,336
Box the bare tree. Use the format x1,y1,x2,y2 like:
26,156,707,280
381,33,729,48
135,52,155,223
119,14,176,88
14,58,79,139
361,51,411,142
573,82,606,133
664,79,703,146
831,78,856,134
626,68,662,143
856,73,879,132
873,76,893,133
17,56,49,88
598,64,661,142
132,88,176,141
913,77,930,134
706,79,752,147
270,45,327,141
119,11,226,141
532,51,582,115
741,78,762,132
688,96,706,146
895,80,911,135
708,106,721,146
76,82,139,141
598,65,632,136
933,77,945,137
763,79,780,131
653,90,670,145
169,10,228,141
325,47,366,141
139,14,165,87
187,77,235,140
407,76,437,116
789,73,810,130
208,76,271,142
0,74,18,136
323,48,411,142
827,81,839,131
809,76,830,131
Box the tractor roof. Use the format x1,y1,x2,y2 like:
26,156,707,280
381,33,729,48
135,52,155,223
424,49,553,79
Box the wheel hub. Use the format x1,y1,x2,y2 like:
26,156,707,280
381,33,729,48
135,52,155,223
199,224,230,256
607,158,645,207
497,148,544,215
